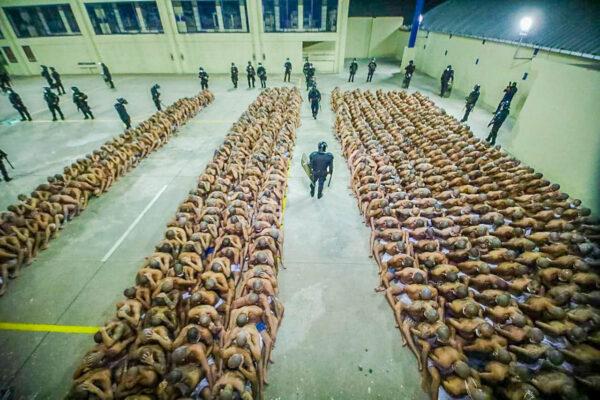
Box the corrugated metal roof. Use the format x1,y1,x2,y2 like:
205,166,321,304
421,0,600,59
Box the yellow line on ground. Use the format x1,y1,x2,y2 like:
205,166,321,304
0,322,99,334
280,160,292,228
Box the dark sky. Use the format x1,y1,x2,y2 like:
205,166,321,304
348,0,447,22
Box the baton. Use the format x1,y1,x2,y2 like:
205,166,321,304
327,172,332,187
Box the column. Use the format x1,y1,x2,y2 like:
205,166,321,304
155,0,185,73
298,0,303,30
134,3,148,32
334,0,349,73
246,0,264,62
275,1,281,31
192,2,202,30
216,2,225,31
239,0,248,32
320,0,327,31
112,4,125,33
70,0,102,71
58,6,73,34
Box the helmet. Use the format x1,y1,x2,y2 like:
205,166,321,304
71,86,79,92
117,98,127,104
318,141,327,152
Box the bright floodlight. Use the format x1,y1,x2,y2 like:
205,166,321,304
419,14,423,24
520,16,533,33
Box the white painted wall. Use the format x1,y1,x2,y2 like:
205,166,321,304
345,16,403,59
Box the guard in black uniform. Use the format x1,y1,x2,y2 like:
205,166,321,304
50,67,66,95
44,87,64,121
308,84,321,119
306,63,315,90
284,58,292,82
72,87,94,119
303,58,310,80
440,65,454,97
309,141,333,199
231,63,239,88
115,98,131,129
41,65,54,88
151,84,162,111
486,101,509,146
403,60,416,88
257,63,267,88
348,58,358,82
246,61,256,88
0,149,12,182
100,62,115,88
198,67,209,90
461,84,480,122
8,89,32,121
366,58,377,82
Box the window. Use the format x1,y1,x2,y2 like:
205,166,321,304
198,0,217,30
3,47,18,63
303,0,322,31
22,46,37,62
4,4,81,38
85,1,163,34
171,1,248,33
262,0,336,32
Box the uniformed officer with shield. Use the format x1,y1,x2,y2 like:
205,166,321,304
303,141,333,199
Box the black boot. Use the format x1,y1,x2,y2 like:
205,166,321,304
310,184,315,197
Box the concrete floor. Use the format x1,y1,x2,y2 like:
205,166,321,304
0,60,503,399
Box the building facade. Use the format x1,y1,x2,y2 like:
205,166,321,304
0,0,349,75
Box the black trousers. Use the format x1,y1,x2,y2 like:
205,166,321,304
310,174,326,198
461,105,473,122
284,71,291,82
0,158,10,182
348,72,355,82
232,76,238,88
81,106,94,119
311,101,319,118
15,106,31,121
486,124,501,145
105,78,115,88
49,105,64,120
247,76,255,88
367,71,374,82
121,116,131,129
201,82,208,90
441,81,449,96
55,82,66,94
260,77,266,88
153,99,161,111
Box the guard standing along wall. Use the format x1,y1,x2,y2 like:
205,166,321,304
411,31,591,117
508,58,600,212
